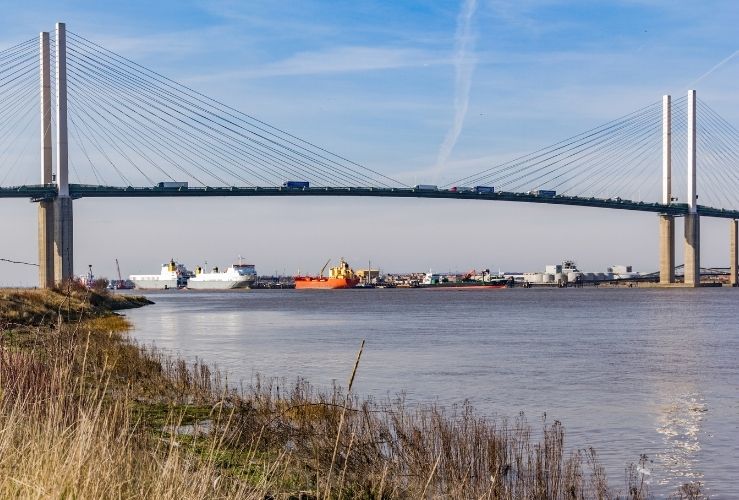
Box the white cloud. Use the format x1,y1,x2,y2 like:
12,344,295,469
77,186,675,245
433,0,478,181
188,45,450,82
686,49,739,89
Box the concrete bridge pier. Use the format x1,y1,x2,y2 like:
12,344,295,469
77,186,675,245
730,219,738,286
684,213,700,287
52,198,73,283
38,201,54,287
659,215,675,284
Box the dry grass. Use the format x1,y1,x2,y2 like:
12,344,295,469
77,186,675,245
0,288,706,499
0,285,151,327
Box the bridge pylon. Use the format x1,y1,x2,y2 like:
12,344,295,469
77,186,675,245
37,23,73,287
53,22,73,284
659,95,675,284
683,90,700,287
38,31,54,288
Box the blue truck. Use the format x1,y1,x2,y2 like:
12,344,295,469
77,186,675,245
474,186,495,193
282,181,310,188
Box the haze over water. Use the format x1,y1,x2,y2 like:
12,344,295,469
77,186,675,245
124,288,738,497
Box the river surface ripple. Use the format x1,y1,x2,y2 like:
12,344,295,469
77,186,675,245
123,288,739,497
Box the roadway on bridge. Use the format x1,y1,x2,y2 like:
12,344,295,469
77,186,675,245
2,183,738,219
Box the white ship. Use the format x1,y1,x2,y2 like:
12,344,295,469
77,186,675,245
130,259,192,290
187,261,257,290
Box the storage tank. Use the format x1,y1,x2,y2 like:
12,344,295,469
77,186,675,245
541,273,554,283
555,272,568,284
524,272,543,283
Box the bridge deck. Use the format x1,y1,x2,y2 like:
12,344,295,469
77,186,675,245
1,184,738,219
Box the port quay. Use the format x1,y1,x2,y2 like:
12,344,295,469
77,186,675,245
1,12,739,499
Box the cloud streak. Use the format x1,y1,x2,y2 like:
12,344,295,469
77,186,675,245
188,46,448,82
686,49,738,89
433,0,478,182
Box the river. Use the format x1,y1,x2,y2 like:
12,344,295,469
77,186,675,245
123,287,738,497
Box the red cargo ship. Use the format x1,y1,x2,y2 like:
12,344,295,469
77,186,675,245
294,258,360,289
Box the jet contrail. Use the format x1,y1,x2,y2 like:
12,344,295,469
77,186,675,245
687,49,738,88
434,0,478,182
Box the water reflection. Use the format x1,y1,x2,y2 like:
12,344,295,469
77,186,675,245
655,392,706,487
123,288,738,495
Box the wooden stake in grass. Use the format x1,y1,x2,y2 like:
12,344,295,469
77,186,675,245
324,339,364,498
421,451,442,498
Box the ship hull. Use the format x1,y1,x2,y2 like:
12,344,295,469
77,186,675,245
294,277,360,289
423,280,509,290
131,278,180,290
433,284,507,290
186,277,255,290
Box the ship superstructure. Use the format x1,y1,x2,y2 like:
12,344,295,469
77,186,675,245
187,261,257,290
130,259,192,290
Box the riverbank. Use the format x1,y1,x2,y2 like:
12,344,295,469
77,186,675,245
0,288,700,498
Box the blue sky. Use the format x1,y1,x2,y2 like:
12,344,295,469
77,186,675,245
0,0,738,284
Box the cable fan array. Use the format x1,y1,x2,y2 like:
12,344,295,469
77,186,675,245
692,99,739,211
445,100,671,202
62,32,404,189
445,96,739,211
0,38,40,187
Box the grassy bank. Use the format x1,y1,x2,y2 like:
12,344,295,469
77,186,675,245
0,288,701,498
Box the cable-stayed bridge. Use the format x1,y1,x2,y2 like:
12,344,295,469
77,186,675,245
1,23,738,287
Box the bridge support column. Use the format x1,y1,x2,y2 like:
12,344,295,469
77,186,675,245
53,22,73,284
730,219,738,286
684,213,700,287
659,215,675,284
38,31,55,288
38,201,54,287
52,197,73,283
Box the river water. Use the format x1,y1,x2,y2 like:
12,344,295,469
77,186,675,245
123,288,738,497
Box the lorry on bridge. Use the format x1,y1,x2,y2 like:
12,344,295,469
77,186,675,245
282,181,310,188
157,181,188,189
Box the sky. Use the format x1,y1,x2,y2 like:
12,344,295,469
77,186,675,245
0,0,738,285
